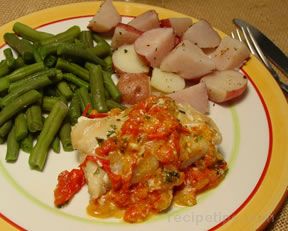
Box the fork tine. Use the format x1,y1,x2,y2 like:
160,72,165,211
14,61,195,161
231,28,256,56
246,27,287,90
240,26,259,57
232,25,288,93
231,29,243,41
236,29,243,42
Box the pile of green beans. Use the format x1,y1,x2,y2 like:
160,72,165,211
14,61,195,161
0,22,123,171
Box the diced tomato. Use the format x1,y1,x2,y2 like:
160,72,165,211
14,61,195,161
81,154,123,189
169,131,180,153
203,154,216,168
185,167,224,192
147,132,168,139
96,138,117,156
54,168,86,207
88,110,108,119
120,117,140,137
82,103,91,117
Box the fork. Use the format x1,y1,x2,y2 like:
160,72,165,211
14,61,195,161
231,27,288,94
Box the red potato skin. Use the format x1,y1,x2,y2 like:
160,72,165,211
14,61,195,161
117,73,151,105
160,19,172,28
221,83,247,102
111,23,142,50
174,36,181,46
200,71,248,103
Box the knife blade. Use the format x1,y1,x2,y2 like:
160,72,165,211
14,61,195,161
233,18,288,77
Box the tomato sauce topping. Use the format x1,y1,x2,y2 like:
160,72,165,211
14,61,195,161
54,96,228,223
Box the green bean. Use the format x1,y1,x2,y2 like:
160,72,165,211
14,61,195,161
0,78,10,94
0,90,42,127
56,58,89,81
92,33,110,46
1,71,62,107
51,136,60,153
29,101,68,171
15,113,28,141
0,120,13,137
26,105,43,132
40,25,81,46
87,64,108,112
79,30,94,48
13,22,53,42
4,33,34,63
20,133,33,153
74,39,85,47
106,99,127,110
102,71,121,102
104,88,111,99
8,69,58,92
84,62,95,72
42,96,65,112
39,42,63,59
43,87,58,97
0,60,11,77
59,118,73,151
63,73,89,89
13,57,26,69
44,55,57,68
57,43,106,68
56,81,73,100
77,87,92,112
5,126,20,162
3,48,15,68
69,83,78,92
33,47,43,63
69,93,81,125
88,42,111,58
104,55,113,72
3,62,45,83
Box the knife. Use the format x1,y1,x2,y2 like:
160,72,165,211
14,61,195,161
233,18,288,77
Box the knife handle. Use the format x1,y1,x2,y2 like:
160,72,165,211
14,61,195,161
269,69,288,94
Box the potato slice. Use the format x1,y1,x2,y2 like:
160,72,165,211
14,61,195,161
134,27,175,68
128,10,160,32
160,18,193,36
211,36,250,70
111,23,142,50
117,73,151,105
182,20,221,48
88,0,121,33
169,82,209,114
151,68,185,93
160,40,215,79
200,70,248,103
112,44,149,74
